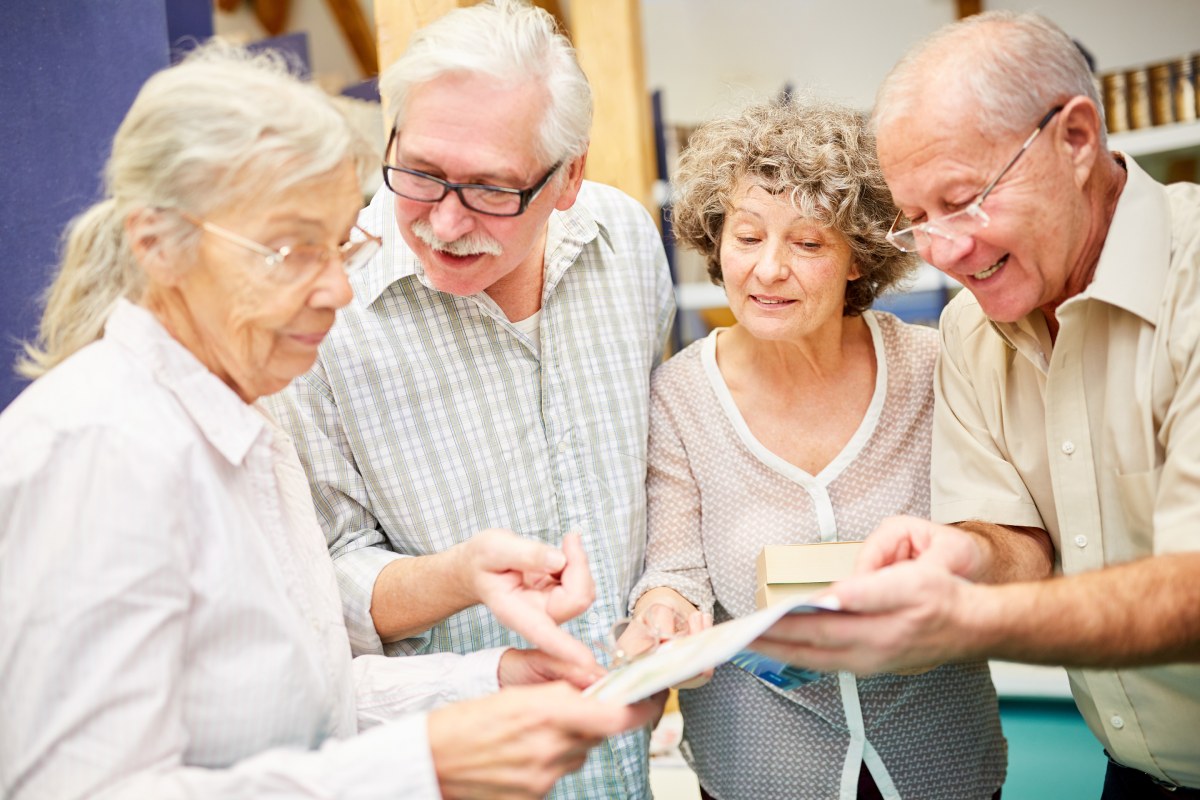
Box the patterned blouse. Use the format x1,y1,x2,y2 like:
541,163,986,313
631,311,1007,800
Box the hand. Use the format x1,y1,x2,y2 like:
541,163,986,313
855,515,991,580
498,648,606,691
427,682,662,799
753,559,981,675
460,530,598,671
626,589,714,690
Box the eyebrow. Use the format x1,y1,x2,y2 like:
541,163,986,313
396,150,528,187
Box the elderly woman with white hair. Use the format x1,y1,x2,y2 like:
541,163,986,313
0,45,656,800
628,99,1008,800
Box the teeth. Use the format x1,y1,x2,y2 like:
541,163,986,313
973,255,1008,280
757,297,788,304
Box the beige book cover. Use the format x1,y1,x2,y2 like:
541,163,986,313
755,541,864,610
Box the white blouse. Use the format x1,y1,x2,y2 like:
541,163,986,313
0,300,501,800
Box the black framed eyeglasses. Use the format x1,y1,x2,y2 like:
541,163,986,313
886,105,1065,253
381,127,562,217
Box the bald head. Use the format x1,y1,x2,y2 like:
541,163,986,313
873,11,1102,146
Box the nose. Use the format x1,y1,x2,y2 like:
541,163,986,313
753,238,791,283
923,231,975,272
311,252,354,310
428,189,476,243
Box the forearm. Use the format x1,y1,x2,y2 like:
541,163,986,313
964,551,1200,666
372,546,476,643
956,520,1054,584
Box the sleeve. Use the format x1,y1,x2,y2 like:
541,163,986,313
1153,272,1200,556
352,647,505,730
628,372,715,614
262,359,406,656
0,425,441,800
648,221,677,369
930,301,1047,529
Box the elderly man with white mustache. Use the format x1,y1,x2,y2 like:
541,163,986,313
264,2,675,797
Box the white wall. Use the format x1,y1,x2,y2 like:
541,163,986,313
640,0,1200,123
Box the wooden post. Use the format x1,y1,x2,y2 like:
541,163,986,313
569,0,656,211
956,0,983,19
325,0,380,76
374,0,478,77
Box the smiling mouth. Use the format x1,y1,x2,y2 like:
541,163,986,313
972,254,1008,281
752,295,795,306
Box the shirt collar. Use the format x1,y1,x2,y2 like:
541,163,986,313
352,182,606,308
104,299,265,465
987,152,1171,353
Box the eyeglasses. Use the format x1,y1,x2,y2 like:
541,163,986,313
602,603,689,668
181,212,381,284
885,105,1064,253
381,127,562,217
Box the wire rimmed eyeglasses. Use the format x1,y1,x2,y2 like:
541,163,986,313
381,127,562,217
885,105,1064,253
178,211,381,284
601,603,690,668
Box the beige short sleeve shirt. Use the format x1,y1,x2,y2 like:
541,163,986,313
931,155,1200,786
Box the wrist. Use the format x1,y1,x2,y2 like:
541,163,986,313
446,541,482,607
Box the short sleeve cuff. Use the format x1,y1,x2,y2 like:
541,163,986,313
333,546,409,656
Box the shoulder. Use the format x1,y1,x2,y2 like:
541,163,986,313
575,181,660,244
651,336,707,399
870,310,939,383
0,344,195,487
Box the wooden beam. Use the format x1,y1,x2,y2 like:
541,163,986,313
324,0,380,76
254,0,291,36
374,0,479,77
568,0,656,212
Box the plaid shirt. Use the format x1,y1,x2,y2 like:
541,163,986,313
265,180,675,799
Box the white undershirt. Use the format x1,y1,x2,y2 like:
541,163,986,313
511,309,542,355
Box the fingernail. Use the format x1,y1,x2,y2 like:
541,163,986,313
545,551,567,571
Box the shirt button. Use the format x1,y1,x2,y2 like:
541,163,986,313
557,441,569,454
1110,715,1125,729
1074,535,1088,548
1061,441,1076,455
587,611,601,625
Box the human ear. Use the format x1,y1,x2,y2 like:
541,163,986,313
124,207,184,285
1058,96,1103,189
553,148,589,211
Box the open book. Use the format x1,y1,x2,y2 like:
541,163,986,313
584,593,841,704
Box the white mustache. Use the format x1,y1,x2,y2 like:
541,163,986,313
411,220,503,257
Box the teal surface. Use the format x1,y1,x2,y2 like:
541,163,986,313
1000,698,1106,798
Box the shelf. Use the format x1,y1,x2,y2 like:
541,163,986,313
1109,120,1200,157
676,263,956,312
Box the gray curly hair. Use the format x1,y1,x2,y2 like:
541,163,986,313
670,98,916,316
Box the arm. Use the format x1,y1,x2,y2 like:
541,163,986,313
370,530,600,670
627,374,716,615
0,426,440,800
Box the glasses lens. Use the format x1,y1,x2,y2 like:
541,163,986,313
276,246,331,283
888,228,922,253
461,187,523,216
928,205,989,240
387,169,447,202
341,238,380,272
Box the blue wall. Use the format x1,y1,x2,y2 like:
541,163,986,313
0,2,171,410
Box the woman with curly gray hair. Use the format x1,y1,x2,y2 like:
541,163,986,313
627,99,1006,799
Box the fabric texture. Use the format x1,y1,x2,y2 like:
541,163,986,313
931,155,1200,787
632,312,1007,800
263,179,676,799
0,300,503,800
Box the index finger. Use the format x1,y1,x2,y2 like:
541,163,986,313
550,532,596,621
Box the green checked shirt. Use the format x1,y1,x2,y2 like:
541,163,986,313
264,180,675,799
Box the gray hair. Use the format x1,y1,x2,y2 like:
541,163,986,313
874,11,1103,143
671,97,917,317
19,40,371,379
379,0,592,165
